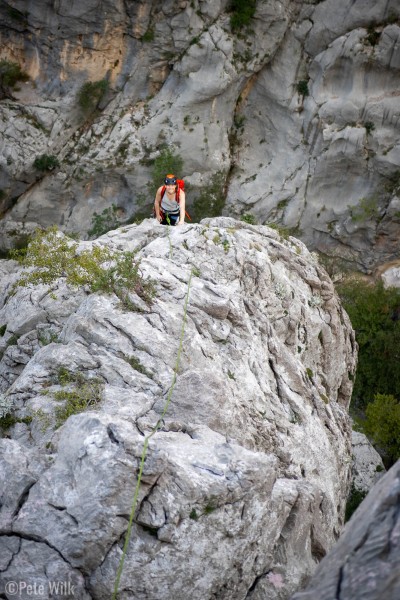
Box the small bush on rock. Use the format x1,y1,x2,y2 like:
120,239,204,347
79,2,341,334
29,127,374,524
52,370,103,427
12,226,156,307
229,0,256,31
77,78,109,114
296,80,309,97
33,154,60,172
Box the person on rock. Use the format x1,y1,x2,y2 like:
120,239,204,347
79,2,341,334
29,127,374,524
154,174,186,226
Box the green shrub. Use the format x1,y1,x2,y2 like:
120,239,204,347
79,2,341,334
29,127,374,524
53,373,103,427
364,121,375,135
345,484,367,522
366,25,381,46
337,277,400,410
0,59,29,98
33,154,60,172
296,80,309,97
350,196,379,222
151,147,184,191
191,171,226,222
125,355,153,379
88,204,121,238
77,79,109,113
0,324,6,336
0,393,32,430
141,27,154,42
241,214,257,224
364,393,400,464
229,0,256,31
12,226,156,308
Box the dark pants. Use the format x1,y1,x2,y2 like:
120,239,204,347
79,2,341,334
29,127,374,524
161,212,180,226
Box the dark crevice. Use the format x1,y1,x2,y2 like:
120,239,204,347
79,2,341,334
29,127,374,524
11,479,36,520
336,565,344,600
0,536,21,573
47,503,79,526
107,424,121,445
8,530,75,570
246,570,269,595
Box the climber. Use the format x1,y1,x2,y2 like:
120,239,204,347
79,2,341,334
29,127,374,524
154,174,186,226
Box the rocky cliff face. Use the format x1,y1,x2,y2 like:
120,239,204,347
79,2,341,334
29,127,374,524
0,0,399,271
0,218,356,599
291,459,400,600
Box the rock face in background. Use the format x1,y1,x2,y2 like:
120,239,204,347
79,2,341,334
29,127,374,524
351,430,385,494
0,218,356,599
0,0,399,271
291,459,400,600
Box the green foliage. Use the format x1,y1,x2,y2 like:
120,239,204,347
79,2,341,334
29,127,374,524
350,197,379,222
229,0,256,31
12,226,156,308
241,214,257,224
363,394,400,463
189,508,199,520
366,25,381,46
345,484,367,522
151,147,184,191
52,370,103,427
33,154,60,172
38,329,59,346
0,59,29,98
88,204,121,238
266,222,299,240
77,79,109,113
141,27,154,42
6,334,18,347
296,80,309,97
191,171,226,222
0,393,32,430
364,121,375,135
0,324,6,337
337,277,400,410
191,266,201,277
125,356,153,379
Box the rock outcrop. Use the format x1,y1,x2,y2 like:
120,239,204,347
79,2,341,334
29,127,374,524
351,431,385,494
291,459,400,600
0,218,356,599
0,0,399,270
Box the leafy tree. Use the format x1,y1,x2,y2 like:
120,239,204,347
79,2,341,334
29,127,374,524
363,394,400,465
337,277,400,410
